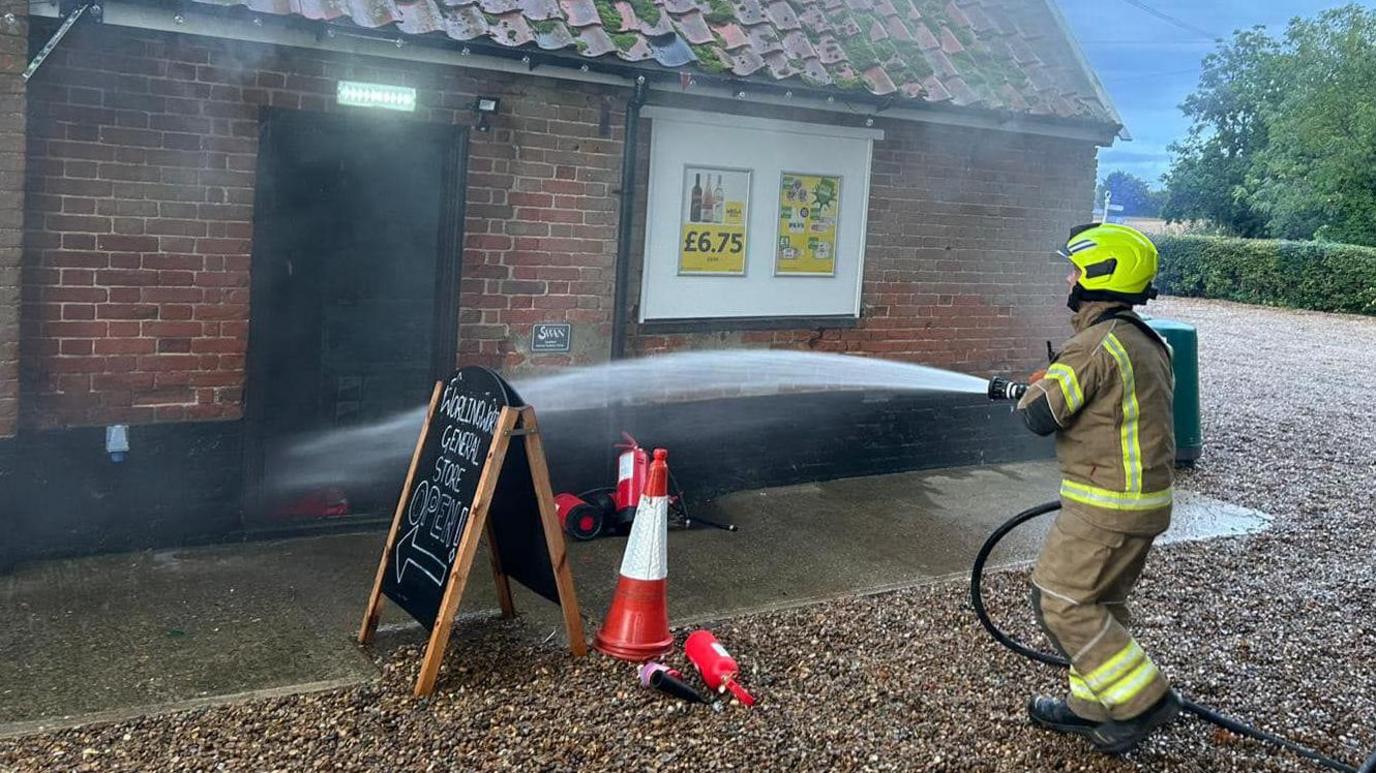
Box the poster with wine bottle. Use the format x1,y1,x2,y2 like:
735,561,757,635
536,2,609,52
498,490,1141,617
775,173,841,276
678,166,751,275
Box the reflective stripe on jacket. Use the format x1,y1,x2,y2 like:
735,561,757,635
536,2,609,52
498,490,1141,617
1017,301,1176,534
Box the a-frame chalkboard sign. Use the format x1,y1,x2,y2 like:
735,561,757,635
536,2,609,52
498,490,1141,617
359,366,587,696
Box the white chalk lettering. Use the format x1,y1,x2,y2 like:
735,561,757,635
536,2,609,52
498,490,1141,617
438,385,501,433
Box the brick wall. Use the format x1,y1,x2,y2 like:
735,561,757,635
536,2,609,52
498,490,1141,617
0,0,24,438
626,118,1095,377
21,22,625,429
21,22,1096,431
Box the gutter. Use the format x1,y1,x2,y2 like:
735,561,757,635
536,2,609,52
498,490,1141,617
609,77,648,361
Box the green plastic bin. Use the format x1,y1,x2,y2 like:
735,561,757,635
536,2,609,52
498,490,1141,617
1146,317,1203,465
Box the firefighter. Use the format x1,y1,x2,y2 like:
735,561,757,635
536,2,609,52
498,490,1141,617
1015,222,1180,754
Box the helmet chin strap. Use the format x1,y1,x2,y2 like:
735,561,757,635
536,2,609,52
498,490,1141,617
1067,283,1158,312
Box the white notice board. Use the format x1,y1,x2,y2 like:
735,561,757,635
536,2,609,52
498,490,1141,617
638,106,881,321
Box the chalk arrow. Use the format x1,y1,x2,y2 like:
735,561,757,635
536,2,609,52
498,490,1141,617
393,521,448,587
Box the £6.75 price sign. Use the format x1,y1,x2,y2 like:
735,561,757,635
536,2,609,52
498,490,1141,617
678,166,750,275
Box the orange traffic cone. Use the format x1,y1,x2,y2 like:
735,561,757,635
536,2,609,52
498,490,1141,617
594,448,673,661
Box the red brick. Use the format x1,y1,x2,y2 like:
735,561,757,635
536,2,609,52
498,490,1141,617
94,338,156,355
141,321,202,337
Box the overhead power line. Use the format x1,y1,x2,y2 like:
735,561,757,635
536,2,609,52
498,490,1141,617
1118,0,1220,41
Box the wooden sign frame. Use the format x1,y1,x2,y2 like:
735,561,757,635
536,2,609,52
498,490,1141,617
359,385,587,696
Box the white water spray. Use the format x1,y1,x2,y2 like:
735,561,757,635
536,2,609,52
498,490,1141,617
271,350,989,493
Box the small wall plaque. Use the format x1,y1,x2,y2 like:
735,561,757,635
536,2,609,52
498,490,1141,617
531,323,572,353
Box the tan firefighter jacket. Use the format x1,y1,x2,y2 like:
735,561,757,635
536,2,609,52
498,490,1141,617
1017,301,1176,535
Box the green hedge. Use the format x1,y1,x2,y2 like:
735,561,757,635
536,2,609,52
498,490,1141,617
1154,235,1376,315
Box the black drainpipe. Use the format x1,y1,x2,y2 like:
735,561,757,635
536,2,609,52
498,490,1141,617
610,77,649,361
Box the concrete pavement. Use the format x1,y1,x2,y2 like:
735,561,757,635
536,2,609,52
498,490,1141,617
0,460,1266,736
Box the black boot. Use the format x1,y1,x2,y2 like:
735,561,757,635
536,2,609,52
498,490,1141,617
1087,690,1182,755
1027,696,1100,738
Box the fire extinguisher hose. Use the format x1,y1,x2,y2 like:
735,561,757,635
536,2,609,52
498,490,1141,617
969,500,1376,773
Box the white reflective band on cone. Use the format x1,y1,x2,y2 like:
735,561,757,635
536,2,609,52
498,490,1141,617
619,494,669,581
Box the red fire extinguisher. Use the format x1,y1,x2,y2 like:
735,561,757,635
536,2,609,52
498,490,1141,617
685,630,756,707
611,432,648,532
554,433,735,541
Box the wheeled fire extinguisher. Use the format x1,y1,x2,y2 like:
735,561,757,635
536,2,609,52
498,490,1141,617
554,433,735,541
685,630,756,707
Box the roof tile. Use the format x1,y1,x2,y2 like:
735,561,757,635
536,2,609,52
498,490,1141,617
443,6,488,38
533,19,576,48
572,23,617,55
939,25,963,54
647,33,699,66
613,0,640,31
801,58,832,85
944,76,978,105
815,35,847,64
798,7,830,33
763,51,798,79
764,1,801,30
396,1,446,35
491,12,536,45
944,0,970,28
913,21,938,50
726,46,767,76
861,65,897,95
729,0,766,25
198,0,1120,125
833,16,861,38
618,35,654,60
781,30,816,60
921,75,951,101
477,0,522,14
746,24,784,54
714,22,750,49
923,48,957,79
519,0,561,20
883,15,911,42
672,10,714,44
559,0,598,27
642,11,676,35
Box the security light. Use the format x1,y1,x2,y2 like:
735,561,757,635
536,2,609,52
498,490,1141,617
474,96,500,132
336,81,417,112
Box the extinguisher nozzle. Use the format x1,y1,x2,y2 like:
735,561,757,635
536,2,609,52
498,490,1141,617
724,678,757,707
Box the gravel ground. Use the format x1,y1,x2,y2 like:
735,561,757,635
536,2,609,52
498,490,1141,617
3,297,1374,772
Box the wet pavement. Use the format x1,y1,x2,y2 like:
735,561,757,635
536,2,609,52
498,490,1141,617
0,460,1266,736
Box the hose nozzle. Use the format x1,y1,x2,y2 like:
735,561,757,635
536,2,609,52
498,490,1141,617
987,377,1028,402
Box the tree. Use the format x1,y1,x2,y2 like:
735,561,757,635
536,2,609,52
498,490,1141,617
1095,171,1161,217
1247,6,1376,245
1163,5,1376,245
1162,27,1280,237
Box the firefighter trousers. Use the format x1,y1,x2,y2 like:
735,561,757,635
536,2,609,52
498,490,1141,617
1030,507,1171,722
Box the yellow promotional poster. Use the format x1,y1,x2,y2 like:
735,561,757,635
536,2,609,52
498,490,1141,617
678,167,750,275
775,174,841,276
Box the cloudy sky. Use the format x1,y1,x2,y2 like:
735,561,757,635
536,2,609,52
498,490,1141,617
1056,0,1371,187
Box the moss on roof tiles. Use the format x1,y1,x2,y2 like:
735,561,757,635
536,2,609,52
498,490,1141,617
594,0,623,30
611,31,639,49
690,43,728,71
530,18,560,33
704,0,734,24
628,0,661,25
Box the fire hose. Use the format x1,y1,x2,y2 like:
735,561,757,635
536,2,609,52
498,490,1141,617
970,500,1376,773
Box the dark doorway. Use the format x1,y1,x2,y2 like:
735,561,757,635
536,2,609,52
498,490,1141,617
245,109,467,528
